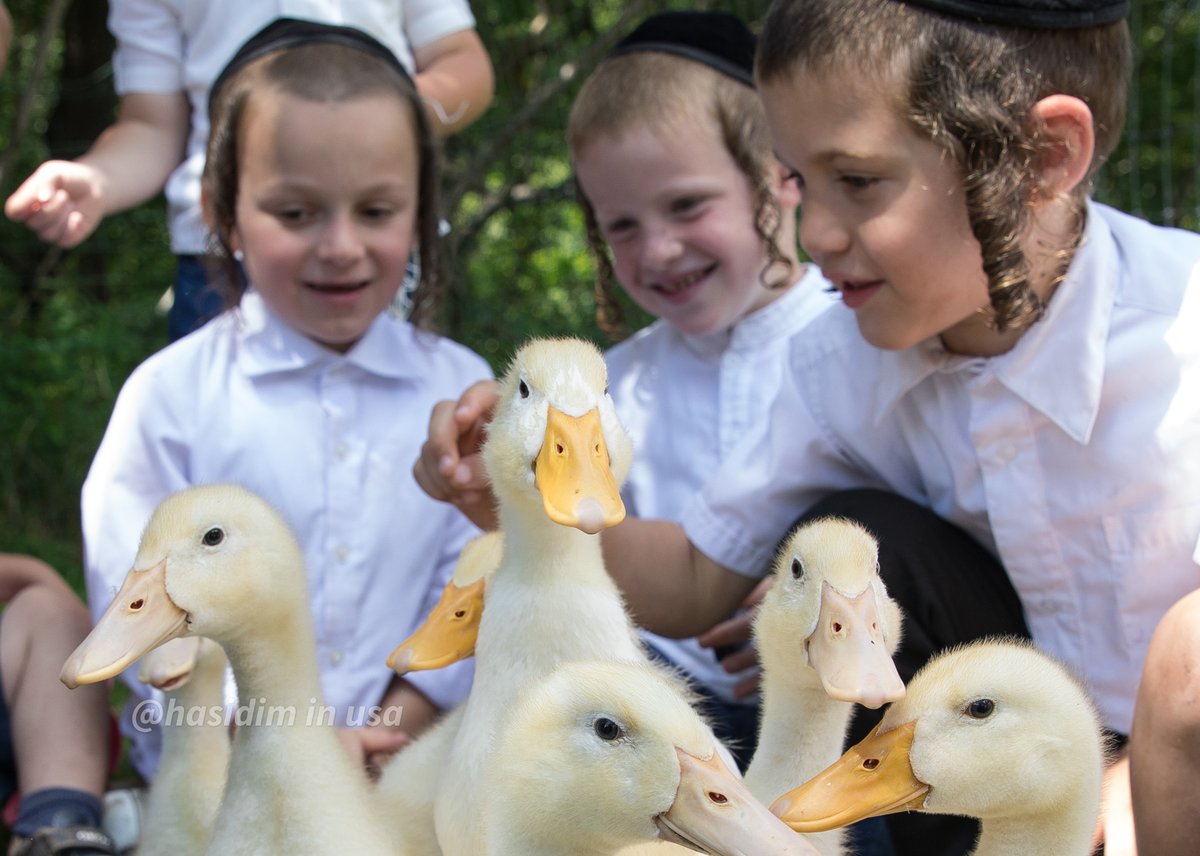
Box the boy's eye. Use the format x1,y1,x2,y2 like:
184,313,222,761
839,174,878,190
361,204,396,221
670,195,705,216
602,217,636,238
274,206,313,225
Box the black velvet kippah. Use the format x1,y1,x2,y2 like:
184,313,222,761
608,10,756,88
894,0,1129,28
210,17,412,110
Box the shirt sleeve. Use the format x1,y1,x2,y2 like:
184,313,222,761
680,358,857,577
108,0,186,94
402,0,477,51
82,356,192,691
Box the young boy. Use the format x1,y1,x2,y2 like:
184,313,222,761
417,1,1199,853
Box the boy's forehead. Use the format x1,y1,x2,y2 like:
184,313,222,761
760,68,905,155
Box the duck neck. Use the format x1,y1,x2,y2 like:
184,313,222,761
221,606,324,715
745,663,853,803
972,800,1096,856
499,505,613,586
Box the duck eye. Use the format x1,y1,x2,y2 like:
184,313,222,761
518,380,530,399
791,557,804,579
202,527,225,547
594,716,622,741
965,698,995,719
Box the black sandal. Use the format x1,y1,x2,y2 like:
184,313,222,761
8,826,117,856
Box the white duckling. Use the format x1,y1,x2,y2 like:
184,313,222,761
434,337,646,856
745,517,905,856
770,638,1104,856
135,636,229,856
60,484,398,856
485,660,820,856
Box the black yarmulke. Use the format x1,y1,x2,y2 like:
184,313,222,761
894,0,1129,28
210,17,412,109
608,10,756,88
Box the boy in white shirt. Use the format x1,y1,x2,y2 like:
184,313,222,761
416,1,1199,853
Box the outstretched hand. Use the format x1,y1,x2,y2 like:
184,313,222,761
5,161,108,248
696,576,773,699
413,379,502,531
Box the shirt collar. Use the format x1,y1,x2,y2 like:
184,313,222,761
872,201,1116,443
236,290,423,380
681,266,832,357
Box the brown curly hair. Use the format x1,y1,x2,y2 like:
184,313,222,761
568,50,793,342
201,41,445,331
756,0,1130,332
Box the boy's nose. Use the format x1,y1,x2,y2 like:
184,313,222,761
641,227,684,269
798,203,851,263
317,214,365,264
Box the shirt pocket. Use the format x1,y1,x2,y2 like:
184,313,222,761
1103,502,1200,649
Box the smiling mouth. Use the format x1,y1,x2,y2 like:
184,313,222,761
654,265,713,296
306,281,368,293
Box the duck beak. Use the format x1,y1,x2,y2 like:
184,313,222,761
769,719,928,832
806,581,905,709
386,577,486,673
657,746,817,856
137,635,202,691
60,559,189,689
534,406,625,534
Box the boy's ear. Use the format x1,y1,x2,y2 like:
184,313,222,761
1030,95,1095,200
772,158,802,209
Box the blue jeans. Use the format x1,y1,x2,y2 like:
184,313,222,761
169,255,246,342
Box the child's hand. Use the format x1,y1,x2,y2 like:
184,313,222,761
696,576,773,698
5,161,107,248
337,725,412,780
413,379,501,530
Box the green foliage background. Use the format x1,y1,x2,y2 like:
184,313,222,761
1,0,1198,595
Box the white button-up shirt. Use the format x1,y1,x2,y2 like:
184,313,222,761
683,202,1200,733
607,266,837,703
108,0,477,253
82,291,491,775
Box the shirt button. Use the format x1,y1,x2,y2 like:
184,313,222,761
336,545,350,562
999,443,1018,463
330,650,343,665
335,442,348,460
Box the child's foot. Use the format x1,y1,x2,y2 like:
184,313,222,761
7,825,117,856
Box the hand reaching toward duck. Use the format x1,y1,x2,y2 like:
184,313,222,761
697,575,773,698
414,379,501,530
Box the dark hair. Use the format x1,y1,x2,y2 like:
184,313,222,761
568,51,792,342
202,39,445,330
757,0,1130,332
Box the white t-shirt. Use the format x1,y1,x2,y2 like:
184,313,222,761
82,290,492,776
682,202,1200,733
108,0,477,254
606,265,838,703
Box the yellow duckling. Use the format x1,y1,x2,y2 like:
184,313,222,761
771,639,1104,856
61,485,398,856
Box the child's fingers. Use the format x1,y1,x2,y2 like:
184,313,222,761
696,609,755,650
732,671,762,699
717,645,760,675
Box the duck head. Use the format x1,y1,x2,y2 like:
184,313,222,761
755,517,905,708
483,338,631,534
61,484,304,688
770,638,1103,834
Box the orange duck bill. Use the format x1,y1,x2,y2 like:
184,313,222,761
770,719,929,833
60,559,189,689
